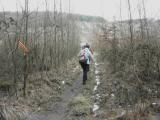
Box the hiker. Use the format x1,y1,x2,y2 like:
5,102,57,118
78,44,94,85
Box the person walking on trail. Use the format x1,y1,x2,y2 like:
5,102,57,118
78,44,94,85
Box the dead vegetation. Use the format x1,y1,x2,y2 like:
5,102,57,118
0,58,80,120
68,94,92,117
94,1,160,120
0,0,80,98
0,0,81,119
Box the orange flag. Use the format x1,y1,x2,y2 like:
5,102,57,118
18,41,29,54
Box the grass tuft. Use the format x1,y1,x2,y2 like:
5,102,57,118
68,94,92,116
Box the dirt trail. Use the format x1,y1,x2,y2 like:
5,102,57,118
28,74,83,120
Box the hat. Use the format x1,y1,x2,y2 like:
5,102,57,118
85,43,90,48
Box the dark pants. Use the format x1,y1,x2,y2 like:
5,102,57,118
79,61,89,84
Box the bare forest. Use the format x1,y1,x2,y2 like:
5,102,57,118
0,0,160,120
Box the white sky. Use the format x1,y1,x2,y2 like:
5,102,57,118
0,0,160,21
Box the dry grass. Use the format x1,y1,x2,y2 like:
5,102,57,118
0,101,31,120
0,58,80,120
68,94,92,116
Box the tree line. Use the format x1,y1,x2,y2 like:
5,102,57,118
0,0,80,97
98,0,160,106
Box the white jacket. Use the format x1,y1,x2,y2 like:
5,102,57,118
78,48,94,64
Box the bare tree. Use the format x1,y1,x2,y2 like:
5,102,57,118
23,0,29,96
127,0,133,45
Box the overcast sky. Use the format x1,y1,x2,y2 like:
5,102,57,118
0,0,160,21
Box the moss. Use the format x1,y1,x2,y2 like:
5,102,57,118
69,94,92,116
0,80,12,91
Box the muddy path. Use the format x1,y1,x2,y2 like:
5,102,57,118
27,74,83,120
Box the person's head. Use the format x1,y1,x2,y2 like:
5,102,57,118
85,43,90,49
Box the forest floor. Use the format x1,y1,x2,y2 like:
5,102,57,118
92,55,160,120
1,54,160,120
27,55,101,120
0,58,83,120
28,74,83,120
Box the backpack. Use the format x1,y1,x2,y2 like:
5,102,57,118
79,49,88,63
